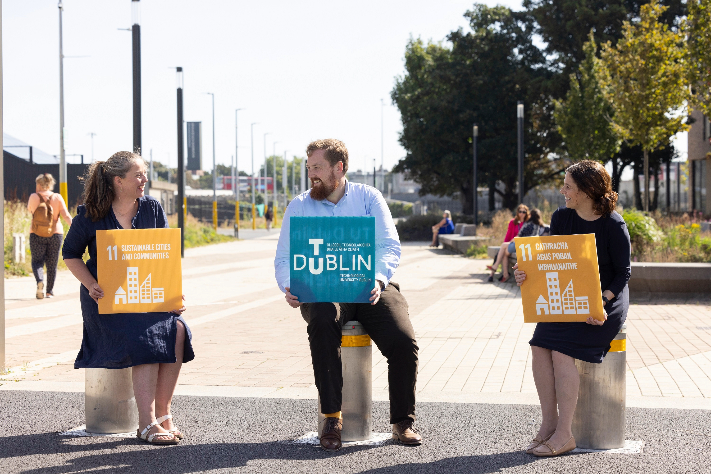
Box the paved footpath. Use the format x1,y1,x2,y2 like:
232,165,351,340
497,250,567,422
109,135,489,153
1,230,710,473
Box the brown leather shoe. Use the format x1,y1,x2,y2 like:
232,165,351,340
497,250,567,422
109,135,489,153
320,417,342,451
392,419,422,446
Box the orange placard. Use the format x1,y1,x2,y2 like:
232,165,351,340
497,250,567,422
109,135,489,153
96,228,182,314
517,234,604,323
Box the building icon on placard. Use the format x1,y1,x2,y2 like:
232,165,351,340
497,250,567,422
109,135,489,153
115,266,165,305
537,272,589,316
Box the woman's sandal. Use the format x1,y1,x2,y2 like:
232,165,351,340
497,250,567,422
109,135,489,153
137,420,180,445
532,436,576,457
498,275,509,283
156,414,185,440
525,432,554,454
486,265,496,271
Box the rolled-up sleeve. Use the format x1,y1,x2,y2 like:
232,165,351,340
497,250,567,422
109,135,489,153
274,200,299,293
369,192,401,286
62,208,90,260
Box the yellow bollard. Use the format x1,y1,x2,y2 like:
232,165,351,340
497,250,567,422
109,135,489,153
212,201,218,230
274,203,278,227
252,203,256,230
234,201,240,238
60,182,69,208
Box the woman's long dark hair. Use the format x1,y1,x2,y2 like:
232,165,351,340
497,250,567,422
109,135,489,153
528,209,542,226
566,160,618,216
82,151,144,221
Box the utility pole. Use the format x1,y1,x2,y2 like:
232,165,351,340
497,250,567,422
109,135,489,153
1,0,6,373
176,67,184,257
517,101,524,205
272,141,279,209
473,124,478,227
251,122,258,230
132,0,141,155
234,108,243,200
282,150,288,209
206,92,216,230
58,1,67,205
263,132,270,204
88,132,96,162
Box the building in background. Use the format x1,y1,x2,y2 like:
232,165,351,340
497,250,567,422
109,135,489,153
688,110,710,215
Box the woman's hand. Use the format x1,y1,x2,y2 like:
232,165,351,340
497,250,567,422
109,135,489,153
170,295,187,315
586,308,607,326
513,263,527,286
88,282,104,304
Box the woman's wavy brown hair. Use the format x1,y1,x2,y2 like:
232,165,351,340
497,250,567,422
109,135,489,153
514,204,530,224
566,160,618,216
81,151,144,221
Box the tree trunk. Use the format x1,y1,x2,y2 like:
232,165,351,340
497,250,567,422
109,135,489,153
652,164,659,212
461,184,473,215
633,160,642,210
611,158,619,193
643,149,649,212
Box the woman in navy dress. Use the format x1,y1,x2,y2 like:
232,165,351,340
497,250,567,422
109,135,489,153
63,151,195,445
513,160,631,457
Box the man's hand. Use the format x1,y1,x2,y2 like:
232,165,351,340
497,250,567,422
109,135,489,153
284,287,302,308
370,280,384,305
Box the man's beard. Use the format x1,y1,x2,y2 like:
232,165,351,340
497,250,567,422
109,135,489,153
309,171,339,201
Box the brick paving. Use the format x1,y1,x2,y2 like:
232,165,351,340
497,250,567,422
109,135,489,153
2,231,711,407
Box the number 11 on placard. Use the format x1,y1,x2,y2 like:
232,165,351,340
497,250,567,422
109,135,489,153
518,243,532,261
106,245,117,260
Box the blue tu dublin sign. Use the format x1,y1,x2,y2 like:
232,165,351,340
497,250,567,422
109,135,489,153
290,216,375,303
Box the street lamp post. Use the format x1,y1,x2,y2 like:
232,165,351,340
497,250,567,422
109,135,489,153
473,124,478,227
207,93,217,230
234,109,243,238
251,123,258,230
517,101,524,205
132,0,141,155
176,67,185,257
380,98,384,191
58,1,68,205
282,150,288,209
263,132,270,205
272,141,279,211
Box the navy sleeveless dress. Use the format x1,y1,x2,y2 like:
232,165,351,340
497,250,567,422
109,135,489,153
62,196,195,369
528,207,631,363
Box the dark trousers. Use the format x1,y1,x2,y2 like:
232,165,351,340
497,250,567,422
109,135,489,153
30,233,63,294
300,282,418,424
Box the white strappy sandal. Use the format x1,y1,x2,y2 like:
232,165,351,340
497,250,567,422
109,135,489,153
156,414,185,440
137,420,180,445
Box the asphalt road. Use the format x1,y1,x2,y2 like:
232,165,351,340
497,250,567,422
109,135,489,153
1,391,709,473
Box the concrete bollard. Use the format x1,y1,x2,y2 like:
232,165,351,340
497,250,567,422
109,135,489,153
12,234,25,263
85,368,138,434
572,325,627,449
318,320,372,442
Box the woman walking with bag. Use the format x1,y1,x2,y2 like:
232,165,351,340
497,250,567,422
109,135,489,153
27,173,72,299
62,151,194,445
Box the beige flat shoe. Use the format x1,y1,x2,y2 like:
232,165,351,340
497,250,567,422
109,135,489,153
533,436,576,457
525,431,554,454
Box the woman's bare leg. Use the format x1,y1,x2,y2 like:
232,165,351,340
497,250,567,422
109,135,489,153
502,249,512,279
531,346,558,440
547,351,579,447
155,320,186,432
431,228,439,246
132,363,172,440
490,242,508,277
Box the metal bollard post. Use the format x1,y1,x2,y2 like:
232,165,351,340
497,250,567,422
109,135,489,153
318,320,372,442
572,325,627,449
12,234,25,263
85,368,138,434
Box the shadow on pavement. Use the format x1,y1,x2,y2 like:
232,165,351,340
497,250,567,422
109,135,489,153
359,451,538,474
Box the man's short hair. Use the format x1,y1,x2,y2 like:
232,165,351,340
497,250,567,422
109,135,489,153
306,139,349,174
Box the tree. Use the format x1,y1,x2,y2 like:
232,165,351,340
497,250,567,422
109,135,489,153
392,5,565,212
261,155,305,198
687,0,711,118
599,0,689,211
554,32,621,164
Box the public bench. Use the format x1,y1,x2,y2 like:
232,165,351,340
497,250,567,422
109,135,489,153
439,224,488,253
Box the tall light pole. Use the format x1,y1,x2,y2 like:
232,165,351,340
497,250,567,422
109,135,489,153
58,1,67,205
282,150,288,209
88,132,96,162
176,67,185,257
207,92,216,229
473,124,478,227
251,122,258,230
1,0,6,373
131,0,141,155
272,141,279,209
234,108,243,200
380,98,385,191
263,132,270,204
517,101,524,206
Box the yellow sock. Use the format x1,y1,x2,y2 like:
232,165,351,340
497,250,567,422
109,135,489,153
323,411,342,419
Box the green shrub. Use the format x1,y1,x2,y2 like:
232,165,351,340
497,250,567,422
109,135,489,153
388,201,413,218
465,243,489,258
621,209,663,249
396,214,441,241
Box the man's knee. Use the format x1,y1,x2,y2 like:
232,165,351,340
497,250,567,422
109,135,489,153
301,302,340,327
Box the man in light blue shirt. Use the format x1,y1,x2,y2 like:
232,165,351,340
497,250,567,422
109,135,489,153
274,139,421,451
